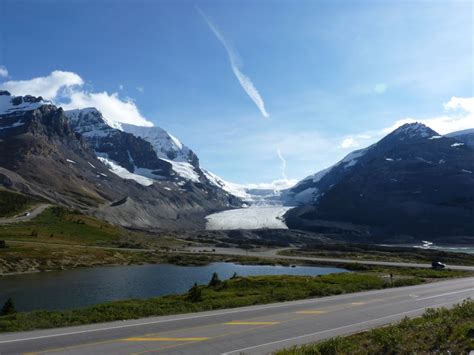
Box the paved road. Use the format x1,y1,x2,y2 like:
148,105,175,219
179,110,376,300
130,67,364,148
5,240,152,253
185,247,474,272
0,204,51,225
0,277,472,355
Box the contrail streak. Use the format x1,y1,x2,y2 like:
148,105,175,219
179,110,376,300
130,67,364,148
197,7,269,118
277,148,288,180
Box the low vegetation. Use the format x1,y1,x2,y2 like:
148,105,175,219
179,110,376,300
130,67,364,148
0,241,296,274
276,299,474,355
0,207,125,246
0,190,38,217
282,243,474,266
0,270,469,333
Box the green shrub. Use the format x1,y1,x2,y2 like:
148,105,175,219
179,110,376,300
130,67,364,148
276,300,474,355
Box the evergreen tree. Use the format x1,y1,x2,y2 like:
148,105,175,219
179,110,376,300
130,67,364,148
1,298,16,316
208,272,221,287
187,283,202,302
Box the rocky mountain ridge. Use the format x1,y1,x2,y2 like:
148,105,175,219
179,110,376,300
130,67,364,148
0,91,241,229
284,122,474,242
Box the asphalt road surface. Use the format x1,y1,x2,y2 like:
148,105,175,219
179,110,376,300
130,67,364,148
186,246,474,272
0,277,472,355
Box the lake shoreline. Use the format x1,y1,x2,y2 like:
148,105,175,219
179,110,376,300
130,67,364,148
0,268,469,333
0,262,349,312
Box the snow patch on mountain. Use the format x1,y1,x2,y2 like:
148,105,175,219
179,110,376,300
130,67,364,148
202,169,251,200
121,124,196,165
0,91,49,116
97,156,154,186
393,122,432,139
65,108,121,135
162,159,200,183
341,148,367,169
0,121,25,130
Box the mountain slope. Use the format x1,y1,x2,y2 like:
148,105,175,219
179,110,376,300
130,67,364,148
0,91,240,229
285,123,474,242
446,128,474,149
66,108,243,204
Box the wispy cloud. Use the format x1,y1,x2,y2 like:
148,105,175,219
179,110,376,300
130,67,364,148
0,65,8,78
197,7,269,118
276,148,288,180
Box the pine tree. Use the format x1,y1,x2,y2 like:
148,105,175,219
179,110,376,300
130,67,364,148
208,272,221,287
1,298,16,316
187,283,202,302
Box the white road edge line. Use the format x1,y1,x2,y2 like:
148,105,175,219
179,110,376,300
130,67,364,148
0,291,402,345
0,278,471,345
415,288,474,301
221,301,457,355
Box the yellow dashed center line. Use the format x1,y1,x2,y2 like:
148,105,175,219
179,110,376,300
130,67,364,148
224,321,280,325
30,296,401,354
124,337,209,342
295,310,327,314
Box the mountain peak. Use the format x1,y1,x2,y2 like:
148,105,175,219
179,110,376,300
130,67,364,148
391,122,438,139
0,92,50,116
65,107,123,131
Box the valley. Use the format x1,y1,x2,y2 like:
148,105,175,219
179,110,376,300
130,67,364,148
0,3,473,353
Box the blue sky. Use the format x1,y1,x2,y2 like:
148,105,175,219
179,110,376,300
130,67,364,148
0,0,472,185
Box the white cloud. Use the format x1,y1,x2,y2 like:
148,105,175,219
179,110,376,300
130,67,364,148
339,96,474,151
0,71,153,127
119,84,124,90
0,66,8,78
136,86,144,93
443,96,474,113
339,137,360,149
382,96,474,135
197,8,269,118
0,70,83,100
245,178,298,190
61,91,153,127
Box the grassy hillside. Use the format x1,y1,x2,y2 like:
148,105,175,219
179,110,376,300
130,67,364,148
0,190,38,217
277,300,474,354
0,207,126,246
0,270,468,333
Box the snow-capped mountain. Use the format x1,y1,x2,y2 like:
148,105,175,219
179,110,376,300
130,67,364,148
121,124,199,167
285,122,474,242
0,90,49,116
65,107,246,204
0,91,241,229
284,123,444,205
66,108,175,184
202,169,297,205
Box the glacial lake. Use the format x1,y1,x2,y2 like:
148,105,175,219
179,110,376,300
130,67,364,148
0,263,347,312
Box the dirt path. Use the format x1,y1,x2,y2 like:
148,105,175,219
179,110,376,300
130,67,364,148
0,204,52,224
